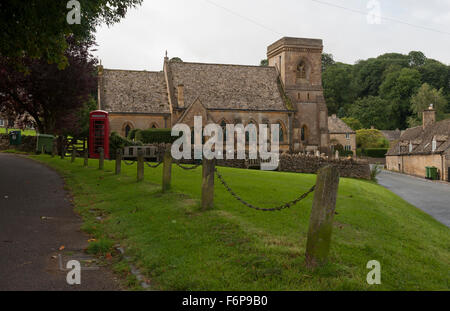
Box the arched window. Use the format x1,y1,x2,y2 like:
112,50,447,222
301,125,307,141
125,125,131,138
278,122,284,142
151,124,157,129
245,121,256,143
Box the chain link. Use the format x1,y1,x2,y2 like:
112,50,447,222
214,168,315,212
144,160,163,168
123,159,136,166
174,161,202,170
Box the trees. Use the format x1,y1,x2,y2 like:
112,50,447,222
0,38,98,135
322,63,357,114
379,68,422,129
260,59,268,66
348,96,394,130
341,117,363,131
407,83,447,127
321,53,335,72
0,0,142,68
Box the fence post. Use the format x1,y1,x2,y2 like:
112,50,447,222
305,165,340,268
137,149,144,182
201,158,215,210
71,148,76,163
162,148,172,192
99,147,104,170
115,149,122,175
84,150,88,167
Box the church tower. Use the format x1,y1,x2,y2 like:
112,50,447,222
267,37,329,153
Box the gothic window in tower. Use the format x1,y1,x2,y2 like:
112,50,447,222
301,125,308,142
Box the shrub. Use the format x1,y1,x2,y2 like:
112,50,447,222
109,132,142,158
356,129,389,149
135,128,179,144
370,164,383,181
127,129,141,141
340,150,354,157
361,148,388,158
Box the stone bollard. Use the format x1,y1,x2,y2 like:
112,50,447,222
162,148,172,193
335,150,339,160
99,147,104,170
201,158,215,210
137,149,144,182
305,165,340,268
84,150,89,167
115,149,122,175
71,148,76,163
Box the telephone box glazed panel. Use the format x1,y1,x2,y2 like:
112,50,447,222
89,110,110,159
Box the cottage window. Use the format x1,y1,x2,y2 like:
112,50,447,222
345,145,351,151
345,133,350,139
0,119,4,127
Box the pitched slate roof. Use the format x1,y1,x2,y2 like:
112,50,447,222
381,129,402,142
386,119,450,156
100,69,170,114
168,62,287,111
327,115,355,134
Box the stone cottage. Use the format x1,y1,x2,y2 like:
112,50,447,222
328,114,356,154
97,37,330,153
386,106,450,181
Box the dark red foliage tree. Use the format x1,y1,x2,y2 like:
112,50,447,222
0,37,98,135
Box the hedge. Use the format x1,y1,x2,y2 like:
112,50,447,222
360,148,388,158
127,129,141,140
109,132,142,158
135,128,179,144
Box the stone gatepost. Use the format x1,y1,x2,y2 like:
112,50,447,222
162,148,172,193
305,165,340,268
115,149,122,175
137,149,144,182
201,158,215,210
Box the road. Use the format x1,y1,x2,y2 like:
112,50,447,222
0,153,120,290
376,169,450,227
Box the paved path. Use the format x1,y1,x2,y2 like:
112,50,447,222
376,169,450,227
0,153,120,290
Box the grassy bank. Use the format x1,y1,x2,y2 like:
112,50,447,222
29,154,449,290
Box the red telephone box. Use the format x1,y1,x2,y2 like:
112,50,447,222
89,110,110,159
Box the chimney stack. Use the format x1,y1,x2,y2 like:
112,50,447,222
422,104,436,129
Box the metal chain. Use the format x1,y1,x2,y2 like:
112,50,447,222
174,161,202,170
214,168,315,212
144,160,163,168
123,159,135,166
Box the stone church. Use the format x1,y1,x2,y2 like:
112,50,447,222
97,37,330,153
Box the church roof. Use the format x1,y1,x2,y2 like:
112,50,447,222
100,69,170,114
386,119,450,156
327,115,355,134
168,61,288,111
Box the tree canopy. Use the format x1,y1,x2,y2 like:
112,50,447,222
0,0,142,68
322,51,450,130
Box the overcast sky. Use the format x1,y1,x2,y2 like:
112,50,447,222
94,0,450,71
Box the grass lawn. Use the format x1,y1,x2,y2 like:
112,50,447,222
29,154,449,290
0,128,37,136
